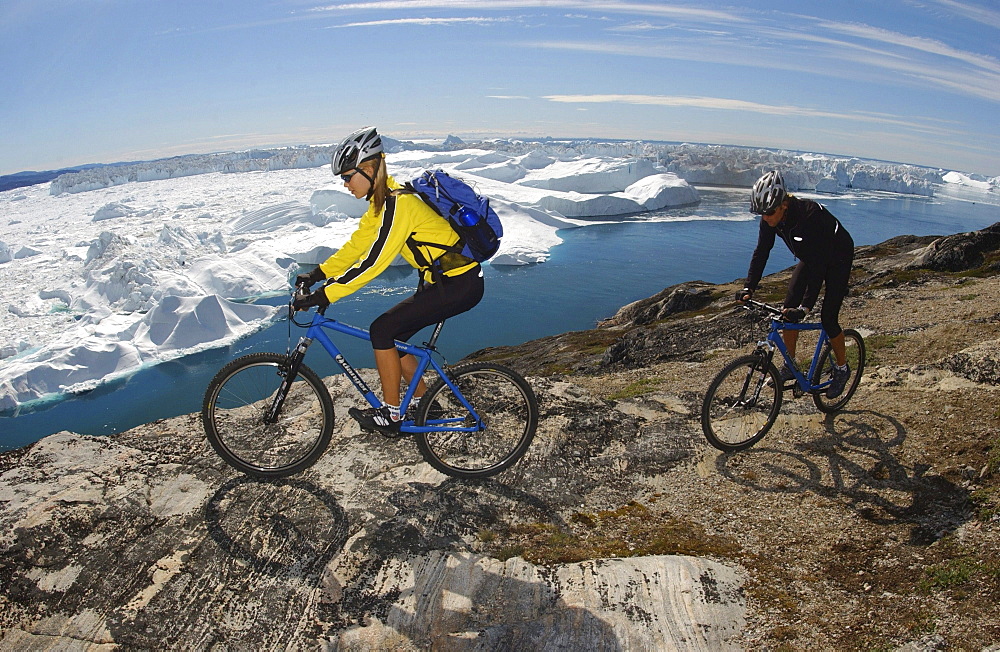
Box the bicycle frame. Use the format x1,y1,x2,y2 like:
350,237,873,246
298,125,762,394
288,311,484,435
760,318,831,394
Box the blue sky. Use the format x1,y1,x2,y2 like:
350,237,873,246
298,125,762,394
3,0,999,176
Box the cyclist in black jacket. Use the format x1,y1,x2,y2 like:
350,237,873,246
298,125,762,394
737,170,855,398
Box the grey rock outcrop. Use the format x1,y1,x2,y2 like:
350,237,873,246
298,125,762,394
908,222,1000,272
6,222,1000,649
0,374,739,649
335,552,744,650
942,339,1000,384
599,282,717,327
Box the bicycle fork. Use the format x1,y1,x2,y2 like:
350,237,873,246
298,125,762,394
265,337,312,424
740,346,776,407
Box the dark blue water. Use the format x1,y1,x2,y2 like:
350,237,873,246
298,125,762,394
2,188,997,451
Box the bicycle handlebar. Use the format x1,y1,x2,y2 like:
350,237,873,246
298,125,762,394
741,298,783,316
288,282,328,325
740,299,809,324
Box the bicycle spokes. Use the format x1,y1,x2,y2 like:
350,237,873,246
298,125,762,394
413,363,537,479
702,355,782,452
203,353,333,477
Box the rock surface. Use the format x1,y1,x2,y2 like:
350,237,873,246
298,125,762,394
3,223,1000,649
0,370,738,649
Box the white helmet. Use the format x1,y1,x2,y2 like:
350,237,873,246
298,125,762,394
750,170,786,215
331,126,383,175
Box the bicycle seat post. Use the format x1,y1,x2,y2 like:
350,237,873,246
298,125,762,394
424,321,446,350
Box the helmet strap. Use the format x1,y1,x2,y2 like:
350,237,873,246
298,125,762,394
358,157,379,201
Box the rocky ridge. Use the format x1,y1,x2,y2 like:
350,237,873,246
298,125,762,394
2,224,1000,649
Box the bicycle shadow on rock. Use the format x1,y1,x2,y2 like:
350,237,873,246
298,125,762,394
334,549,629,650
204,475,349,577
714,408,971,544
100,476,352,648
195,464,737,646
324,479,737,649
343,475,570,562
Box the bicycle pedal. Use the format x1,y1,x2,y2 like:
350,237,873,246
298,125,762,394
781,380,799,392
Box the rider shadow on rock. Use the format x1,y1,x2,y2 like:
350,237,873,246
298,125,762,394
338,550,628,650
325,478,629,649
204,475,350,577
322,478,609,637
714,408,971,545
352,476,569,560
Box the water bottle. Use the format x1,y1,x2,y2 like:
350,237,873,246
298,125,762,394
455,206,480,227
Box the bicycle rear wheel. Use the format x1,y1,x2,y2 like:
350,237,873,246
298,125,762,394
414,362,537,479
812,328,866,413
701,354,783,452
202,352,334,478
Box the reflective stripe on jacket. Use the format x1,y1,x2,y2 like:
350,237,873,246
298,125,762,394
745,196,854,295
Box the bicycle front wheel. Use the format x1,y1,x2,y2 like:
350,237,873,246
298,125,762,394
812,328,866,413
701,354,783,452
414,362,538,479
202,352,334,478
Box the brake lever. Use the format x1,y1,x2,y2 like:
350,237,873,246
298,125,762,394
288,283,309,322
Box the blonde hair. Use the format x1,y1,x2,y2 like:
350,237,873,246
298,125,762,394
360,154,391,213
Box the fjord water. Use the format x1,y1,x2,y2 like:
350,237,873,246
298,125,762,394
2,188,997,451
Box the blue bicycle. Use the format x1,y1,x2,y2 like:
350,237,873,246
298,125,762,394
202,287,538,479
701,299,865,452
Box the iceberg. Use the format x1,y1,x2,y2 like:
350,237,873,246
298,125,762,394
132,295,280,353
1,138,995,411
517,157,659,193
0,296,279,410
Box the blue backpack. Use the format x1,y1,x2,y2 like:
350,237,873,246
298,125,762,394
403,169,503,263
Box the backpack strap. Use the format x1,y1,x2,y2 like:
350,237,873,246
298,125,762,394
405,235,474,288
395,185,473,283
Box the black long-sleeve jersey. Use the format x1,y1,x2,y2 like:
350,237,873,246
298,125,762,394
744,196,854,308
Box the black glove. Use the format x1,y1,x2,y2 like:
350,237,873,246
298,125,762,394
292,288,330,312
735,288,752,302
782,307,806,323
295,266,326,290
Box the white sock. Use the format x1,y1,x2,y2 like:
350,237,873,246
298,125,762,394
387,403,401,422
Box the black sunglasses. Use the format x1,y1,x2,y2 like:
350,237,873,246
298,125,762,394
340,170,358,183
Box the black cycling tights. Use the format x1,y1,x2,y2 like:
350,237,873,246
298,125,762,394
787,255,852,339
369,267,485,351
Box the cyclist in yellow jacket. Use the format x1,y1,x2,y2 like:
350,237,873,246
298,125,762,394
293,126,484,435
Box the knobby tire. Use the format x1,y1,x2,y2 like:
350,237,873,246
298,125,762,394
414,362,538,478
702,354,783,452
202,352,333,478
812,328,866,413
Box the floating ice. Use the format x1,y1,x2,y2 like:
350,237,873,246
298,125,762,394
0,295,279,410
1,139,995,410
93,202,130,222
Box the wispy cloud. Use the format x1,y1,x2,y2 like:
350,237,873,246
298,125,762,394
816,20,1000,74
608,20,669,32
529,11,1000,105
328,16,507,27
542,94,957,133
928,0,1000,29
309,1,747,24
776,20,1000,102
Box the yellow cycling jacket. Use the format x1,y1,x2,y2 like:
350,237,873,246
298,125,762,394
317,175,478,303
